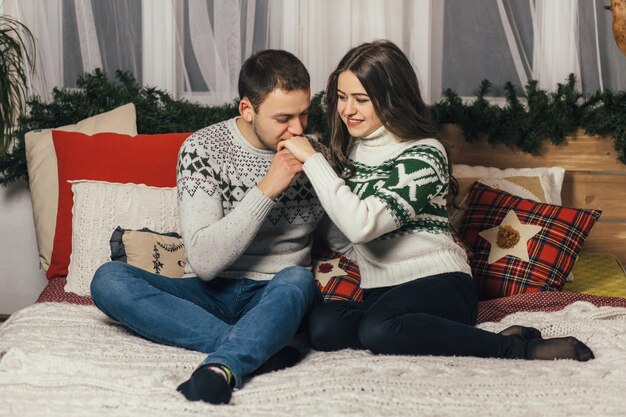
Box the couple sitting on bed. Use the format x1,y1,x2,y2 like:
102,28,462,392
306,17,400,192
90,40,594,406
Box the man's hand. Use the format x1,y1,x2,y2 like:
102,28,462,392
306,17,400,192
277,136,318,163
257,149,304,200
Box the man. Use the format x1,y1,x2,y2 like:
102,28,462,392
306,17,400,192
90,50,326,405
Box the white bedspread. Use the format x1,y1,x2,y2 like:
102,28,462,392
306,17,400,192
1,301,626,417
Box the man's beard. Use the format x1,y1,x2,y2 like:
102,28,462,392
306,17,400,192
252,118,273,150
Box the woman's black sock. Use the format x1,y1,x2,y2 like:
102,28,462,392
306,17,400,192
526,337,595,361
499,325,542,340
250,346,302,377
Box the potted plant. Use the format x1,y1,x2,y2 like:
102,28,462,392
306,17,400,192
0,13,35,155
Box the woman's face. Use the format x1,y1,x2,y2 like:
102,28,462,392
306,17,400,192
336,70,383,137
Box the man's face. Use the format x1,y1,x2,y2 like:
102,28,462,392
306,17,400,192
244,88,311,151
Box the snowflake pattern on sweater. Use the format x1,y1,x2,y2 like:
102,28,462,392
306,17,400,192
177,121,326,226
347,143,449,239
176,118,329,280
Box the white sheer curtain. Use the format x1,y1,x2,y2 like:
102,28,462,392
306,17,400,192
579,0,626,93
492,0,582,93
268,0,435,99
185,1,249,103
3,0,64,102
496,0,625,95
531,0,581,91
3,0,142,102
182,0,436,102
73,0,102,73
2,0,625,105
496,0,532,88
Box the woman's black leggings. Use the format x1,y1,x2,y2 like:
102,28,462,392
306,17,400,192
308,272,525,358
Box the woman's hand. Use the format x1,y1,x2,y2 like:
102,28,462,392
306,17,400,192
277,136,318,163
258,149,304,200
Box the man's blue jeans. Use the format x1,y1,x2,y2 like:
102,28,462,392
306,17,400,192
90,261,318,388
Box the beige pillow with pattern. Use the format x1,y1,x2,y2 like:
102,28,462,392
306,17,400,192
119,229,188,278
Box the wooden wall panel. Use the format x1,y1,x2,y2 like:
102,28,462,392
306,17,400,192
582,222,626,261
441,125,626,264
443,125,626,172
562,172,626,220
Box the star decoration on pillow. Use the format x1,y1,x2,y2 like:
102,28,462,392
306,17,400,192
478,209,543,264
314,258,348,287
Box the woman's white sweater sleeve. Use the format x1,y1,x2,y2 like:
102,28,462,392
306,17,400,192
303,153,397,243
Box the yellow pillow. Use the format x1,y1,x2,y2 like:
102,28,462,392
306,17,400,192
563,253,626,298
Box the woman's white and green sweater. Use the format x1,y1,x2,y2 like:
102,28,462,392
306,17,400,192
303,126,471,289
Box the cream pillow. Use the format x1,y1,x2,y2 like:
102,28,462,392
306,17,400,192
450,176,546,230
453,165,565,205
456,176,548,205
450,165,565,231
65,180,181,296
25,103,137,271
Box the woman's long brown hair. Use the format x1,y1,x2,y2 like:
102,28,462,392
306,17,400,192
324,39,458,208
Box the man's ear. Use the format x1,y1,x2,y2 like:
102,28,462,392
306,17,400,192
239,97,255,122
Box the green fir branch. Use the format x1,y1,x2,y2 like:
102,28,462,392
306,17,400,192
1,70,626,187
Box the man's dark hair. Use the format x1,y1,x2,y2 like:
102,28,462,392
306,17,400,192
238,50,310,110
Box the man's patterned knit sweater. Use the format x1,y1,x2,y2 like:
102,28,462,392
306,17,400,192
303,125,471,289
176,117,326,281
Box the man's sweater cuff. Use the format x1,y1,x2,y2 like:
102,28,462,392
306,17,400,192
239,186,275,221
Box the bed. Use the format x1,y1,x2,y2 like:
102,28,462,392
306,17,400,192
2,124,626,417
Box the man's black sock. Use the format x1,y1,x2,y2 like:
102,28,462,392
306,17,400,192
177,364,234,404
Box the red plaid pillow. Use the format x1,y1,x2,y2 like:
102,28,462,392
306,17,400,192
459,182,601,300
312,245,363,302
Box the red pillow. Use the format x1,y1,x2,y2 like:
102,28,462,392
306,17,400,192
312,245,363,302
459,182,601,300
47,131,190,279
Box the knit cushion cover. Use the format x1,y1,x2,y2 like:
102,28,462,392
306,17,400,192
65,181,182,296
459,182,601,300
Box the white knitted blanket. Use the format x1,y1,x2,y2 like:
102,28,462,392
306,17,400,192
1,301,626,417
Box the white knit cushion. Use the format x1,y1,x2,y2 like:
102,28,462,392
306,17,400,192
25,103,137,271
64,180,180,296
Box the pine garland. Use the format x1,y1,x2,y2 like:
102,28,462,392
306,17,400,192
430,74,626,162
0,70,240,186
1,70,625,187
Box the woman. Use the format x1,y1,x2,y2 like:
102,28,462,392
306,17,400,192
279,40,593,361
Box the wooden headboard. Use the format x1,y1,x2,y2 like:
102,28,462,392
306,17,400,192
442,125,626,265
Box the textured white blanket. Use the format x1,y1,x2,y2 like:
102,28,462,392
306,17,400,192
1,301,626,417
